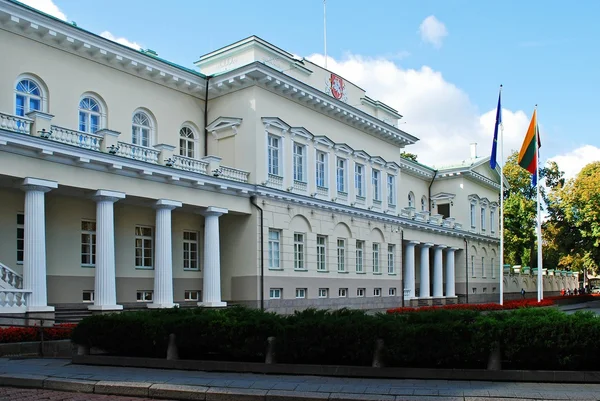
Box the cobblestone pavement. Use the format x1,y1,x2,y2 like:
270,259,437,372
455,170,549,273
1,358,600,400
0,386,173,400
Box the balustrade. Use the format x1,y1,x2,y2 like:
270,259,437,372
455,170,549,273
116,142,160,164
50,125,102,151
0,263,23,289
0,112,31,134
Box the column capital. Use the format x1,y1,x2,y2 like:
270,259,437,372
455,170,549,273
93,189,126,203
435,244,448,250
154,199,182,210
21,177,58,193
202,206,228,217
405,240,420,246
446,247,460,252
420,242,434,249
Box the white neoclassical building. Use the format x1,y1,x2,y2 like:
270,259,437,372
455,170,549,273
0,1,573,317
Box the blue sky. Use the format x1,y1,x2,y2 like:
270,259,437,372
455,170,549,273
23,0,600,177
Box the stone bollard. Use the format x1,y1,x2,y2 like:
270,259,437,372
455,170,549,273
487,343,502,371
372,338,385,368
77,344,90,356
265,336,276,364
167,333,179,361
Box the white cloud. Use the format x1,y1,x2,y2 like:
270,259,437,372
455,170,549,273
100,31,142,51
20,0,67,21
308,53,530,167
418,15,448,48
549,145,600,180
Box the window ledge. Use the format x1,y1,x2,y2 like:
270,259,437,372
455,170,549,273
183,268,200,272
16,262,23,266
338,271,349,274
317,270,329,273
373,272,382,275
135,267,154,270
81,265,96,268
294,269,308,272
387,273,397,276
269,268,284,271
356,271,366,274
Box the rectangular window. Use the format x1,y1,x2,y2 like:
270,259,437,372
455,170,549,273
318,288,329,298
374,288,382,297
471,255,475,277
387,244,395,274
481,207,486,231
183,231,199,270
294,233,305,270
268,135,280,176
295,288,307,299
389,288,397,296
337,239,345,272
336,158,346,193
81,220,97,267
373,243,380,273
470,204,476,228
135,226,153,269
357,288,365,297
317,235,327,271
184,290,200,301
482,256,485,277
339,288,348,297
136,290,153,302
490,210,496,233
17,213,24,264
354,163,364,197
387,174,396,205
82,290,94,303
355,240,364,273
372,169,381,201
316,151,327,188
438,203,450,219
492,258,495,279
269,288,282,299
268,229,281,269
293,142,305,182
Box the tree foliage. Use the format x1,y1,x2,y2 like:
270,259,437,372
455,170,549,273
400,151,418,162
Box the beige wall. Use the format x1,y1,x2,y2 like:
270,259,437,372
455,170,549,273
0,29,206,155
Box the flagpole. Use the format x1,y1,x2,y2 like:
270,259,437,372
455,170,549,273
323,0,327,69
535,105,543,302
499,85,504,306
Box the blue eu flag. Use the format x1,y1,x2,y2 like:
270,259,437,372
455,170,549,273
490,88,502,169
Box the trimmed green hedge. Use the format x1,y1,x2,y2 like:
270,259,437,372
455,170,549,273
72,306,600,370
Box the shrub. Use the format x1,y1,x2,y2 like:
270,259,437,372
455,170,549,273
71,306,600,370
0,324,75,343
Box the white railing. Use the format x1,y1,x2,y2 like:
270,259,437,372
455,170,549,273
0,289,30,311
268,174,283,189
219,166,250,183
400,207,415,219
0,263,23,289
429,214,443,225
442,218,455,228
0,112,31,134
50,125,102,151
337,191,348,202
293,180,307,192
317,186,328,197
116,142,159,164
171,155,208,174
454,222,463,230
414,211,430,223
404,289,411,298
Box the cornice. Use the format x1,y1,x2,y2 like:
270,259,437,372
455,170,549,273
398,158,435,179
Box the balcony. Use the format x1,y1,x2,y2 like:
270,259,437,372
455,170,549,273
0,111,250,184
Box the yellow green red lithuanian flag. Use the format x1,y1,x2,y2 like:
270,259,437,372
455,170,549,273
518,109,541,177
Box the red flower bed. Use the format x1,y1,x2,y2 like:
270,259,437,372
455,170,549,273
387,298,554,314
0,323,75,343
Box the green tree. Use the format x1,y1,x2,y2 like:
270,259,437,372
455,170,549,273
400,151,418,162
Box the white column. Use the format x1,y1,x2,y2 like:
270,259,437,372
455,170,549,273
200,206,228,307
89,190,125,311
419,243,434,298
148,199,182,309
22,177,58,312
433,245,447,297
446,247,458,298
404,241,419,299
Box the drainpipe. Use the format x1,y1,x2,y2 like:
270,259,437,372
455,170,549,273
428,170,438,212
250,196,265,311
204,76,211,157
400,228,404,308
464,238,469,304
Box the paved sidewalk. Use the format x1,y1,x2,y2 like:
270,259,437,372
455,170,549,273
0,358,599,400
0,386,168,400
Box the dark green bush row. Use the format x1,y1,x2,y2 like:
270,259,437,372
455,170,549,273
72,306,600,370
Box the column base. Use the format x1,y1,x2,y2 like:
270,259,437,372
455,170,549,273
147,303,179,309
88,304,124,311
198,301,227,308
26,306,55,313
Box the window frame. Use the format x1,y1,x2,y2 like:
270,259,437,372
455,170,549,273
336,157,347,194
293,142,306,183
134,225,154,269
387,174,396,206
81,220,97,267
267,134,282,176
373,243,380,273
354,163,364,198
318,288,329,298
389,288,397,296
408,192,415,208
179,126,196,159
315,151,328,188
16,213,24,265
269,288,282,299
338,288,348,298
357,288,365,297
337,238,346,272
82,290,95,303
481,206,487,231
293,232,306,270
355,240,364,273
372,169,381,201
268,229,281,270
184,290,200,301
14,76,45,117
132,110,153,148
295,288,307,299
183,230,199,271
316,235,327,271
78,95,104,134
136,290,153,302
387,244,395,274
374,288,382,297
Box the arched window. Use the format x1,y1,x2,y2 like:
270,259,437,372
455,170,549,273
15,78,43,116
132,111,152,147
179,126,195,158
421,196,427,211
79,97,102,133
408,192,415,208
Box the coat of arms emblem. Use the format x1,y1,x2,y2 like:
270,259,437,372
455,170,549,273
329,73,345,100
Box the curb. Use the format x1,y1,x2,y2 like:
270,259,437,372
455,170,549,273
0,373,581,401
